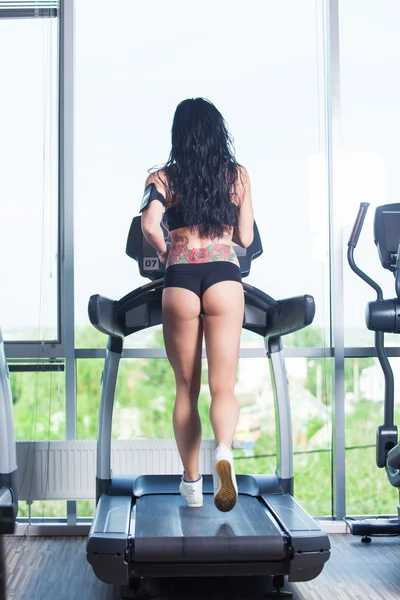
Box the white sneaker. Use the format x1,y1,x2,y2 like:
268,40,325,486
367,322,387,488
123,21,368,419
179,475,203,507
213,444,238,512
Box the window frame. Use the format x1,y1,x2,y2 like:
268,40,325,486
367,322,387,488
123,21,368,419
7,0,398,526
1,0,62,348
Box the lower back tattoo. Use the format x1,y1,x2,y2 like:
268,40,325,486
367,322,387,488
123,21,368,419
167,240,237,266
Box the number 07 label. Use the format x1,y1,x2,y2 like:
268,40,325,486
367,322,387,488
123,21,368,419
143,257,160,270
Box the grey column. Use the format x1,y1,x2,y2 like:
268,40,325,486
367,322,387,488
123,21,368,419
324,0,346,519
59,0,76,524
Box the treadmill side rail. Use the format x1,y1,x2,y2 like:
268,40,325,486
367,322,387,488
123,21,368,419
87,495,132,584
263,493,331,582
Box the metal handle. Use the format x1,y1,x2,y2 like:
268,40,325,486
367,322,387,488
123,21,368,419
348,202,370,247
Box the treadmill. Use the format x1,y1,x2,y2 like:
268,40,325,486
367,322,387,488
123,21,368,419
0,328,18,600
87,217,330,590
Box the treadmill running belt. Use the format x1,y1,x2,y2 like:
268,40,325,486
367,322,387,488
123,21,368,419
133,494,287,563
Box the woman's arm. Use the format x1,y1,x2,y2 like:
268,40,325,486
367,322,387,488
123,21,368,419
233,166,254,248
141,174,169,260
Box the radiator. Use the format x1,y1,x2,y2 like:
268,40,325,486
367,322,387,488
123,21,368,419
15,440,216,501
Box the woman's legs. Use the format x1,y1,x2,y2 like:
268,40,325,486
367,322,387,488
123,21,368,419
202,281,244,447
202,280,244,511
162,287,203,481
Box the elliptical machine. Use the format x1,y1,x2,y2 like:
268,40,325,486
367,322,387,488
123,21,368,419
346,202,400,540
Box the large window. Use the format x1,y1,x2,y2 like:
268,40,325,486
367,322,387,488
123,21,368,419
0,16,59,341
72,0,332,518
74,0,329,349
340,0,400,347
339,0,400,518
10,366,66,521
10,367,66,441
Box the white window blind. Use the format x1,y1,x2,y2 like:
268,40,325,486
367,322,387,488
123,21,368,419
0,0,58,18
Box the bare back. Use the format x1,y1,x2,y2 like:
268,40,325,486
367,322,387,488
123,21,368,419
152,166,254,267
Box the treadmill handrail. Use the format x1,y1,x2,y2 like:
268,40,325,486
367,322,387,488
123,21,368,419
242,282,279,312
88,295,124,339
90,282,315,343
117,279,164,316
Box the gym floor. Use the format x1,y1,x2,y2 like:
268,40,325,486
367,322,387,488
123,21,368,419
4,534,400,599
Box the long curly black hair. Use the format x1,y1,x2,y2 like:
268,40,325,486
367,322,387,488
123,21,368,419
157,98,240,239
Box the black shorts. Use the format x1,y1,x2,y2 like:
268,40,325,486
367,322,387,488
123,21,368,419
163,261,242,299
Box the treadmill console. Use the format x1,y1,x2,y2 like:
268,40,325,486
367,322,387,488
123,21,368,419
374,203,400,272
126,215,263,281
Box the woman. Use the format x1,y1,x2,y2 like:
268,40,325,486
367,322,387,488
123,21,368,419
140,98,254,512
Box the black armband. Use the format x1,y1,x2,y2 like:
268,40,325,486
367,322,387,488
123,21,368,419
139,183,166,212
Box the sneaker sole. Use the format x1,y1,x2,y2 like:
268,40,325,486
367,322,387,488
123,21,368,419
214,460,237,512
